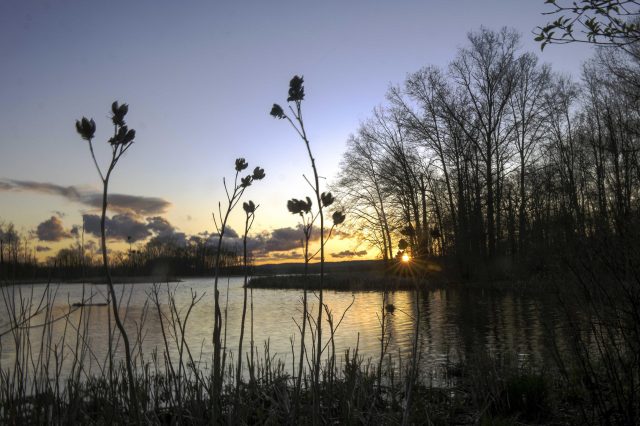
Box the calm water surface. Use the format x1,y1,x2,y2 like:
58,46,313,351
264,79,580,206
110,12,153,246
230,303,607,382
0,277,569,380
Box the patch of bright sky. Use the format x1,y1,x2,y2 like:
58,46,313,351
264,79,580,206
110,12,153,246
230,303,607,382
0,0,593,259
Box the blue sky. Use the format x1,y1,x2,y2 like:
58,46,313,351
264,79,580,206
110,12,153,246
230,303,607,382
0,0,594,261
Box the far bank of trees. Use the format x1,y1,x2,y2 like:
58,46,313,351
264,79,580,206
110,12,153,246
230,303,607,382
335,27,640,273
0,223,243,281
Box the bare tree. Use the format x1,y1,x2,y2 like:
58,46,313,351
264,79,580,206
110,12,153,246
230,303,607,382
447,27,520,258
509,53,551,253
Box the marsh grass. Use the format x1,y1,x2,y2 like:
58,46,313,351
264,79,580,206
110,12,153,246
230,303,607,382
1,277,597,425
547,242,640,425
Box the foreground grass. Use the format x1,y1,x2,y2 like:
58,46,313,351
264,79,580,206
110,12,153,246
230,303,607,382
0,341,632,424
0,350,574,425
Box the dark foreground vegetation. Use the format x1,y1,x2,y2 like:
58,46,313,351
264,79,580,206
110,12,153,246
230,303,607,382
0,340,580,425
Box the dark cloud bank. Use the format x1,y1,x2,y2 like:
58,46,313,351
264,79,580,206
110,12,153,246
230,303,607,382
12,178,359,260
79,214,334,259
82,214,186,244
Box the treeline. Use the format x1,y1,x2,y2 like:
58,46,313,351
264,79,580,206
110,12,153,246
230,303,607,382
335,27,640,275
0,226,243,281
0,222,40,279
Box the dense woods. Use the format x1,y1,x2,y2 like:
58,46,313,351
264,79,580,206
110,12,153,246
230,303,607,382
335,27,640,275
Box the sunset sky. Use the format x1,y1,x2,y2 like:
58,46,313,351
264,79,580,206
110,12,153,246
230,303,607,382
0,0,594,263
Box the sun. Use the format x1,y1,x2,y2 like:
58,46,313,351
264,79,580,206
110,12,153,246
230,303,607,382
401,253,410,263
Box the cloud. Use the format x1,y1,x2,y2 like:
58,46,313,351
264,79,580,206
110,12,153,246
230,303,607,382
0,179,171,216
146,216,175,236
224,226,239,239
83,213,151,242
146,216,187,246
82,215,101,237
91,194,170,215
245,234,267,252
264,227,304,252
202,225,333,258
82,213,187,245
331,250,368,259
36,245,51,252
333,229,352,239
210,226,239,239
148,232,187,247
28,209,353,261
36,216,72,241
185,226,306,257
265,251,302,260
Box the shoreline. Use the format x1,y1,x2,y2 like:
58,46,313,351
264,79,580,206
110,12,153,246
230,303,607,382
0,276,183,285
247,270,557,293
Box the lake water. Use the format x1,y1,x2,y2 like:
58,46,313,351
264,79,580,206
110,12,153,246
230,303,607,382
0,277,570,383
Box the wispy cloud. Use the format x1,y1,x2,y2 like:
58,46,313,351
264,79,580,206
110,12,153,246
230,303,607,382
0,179,171,215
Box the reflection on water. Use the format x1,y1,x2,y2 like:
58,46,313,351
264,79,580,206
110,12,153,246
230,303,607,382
0,278,568,380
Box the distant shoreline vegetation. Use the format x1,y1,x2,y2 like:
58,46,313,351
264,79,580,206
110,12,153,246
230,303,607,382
1,255,562,290
1,275,183,285
248,273,435,291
